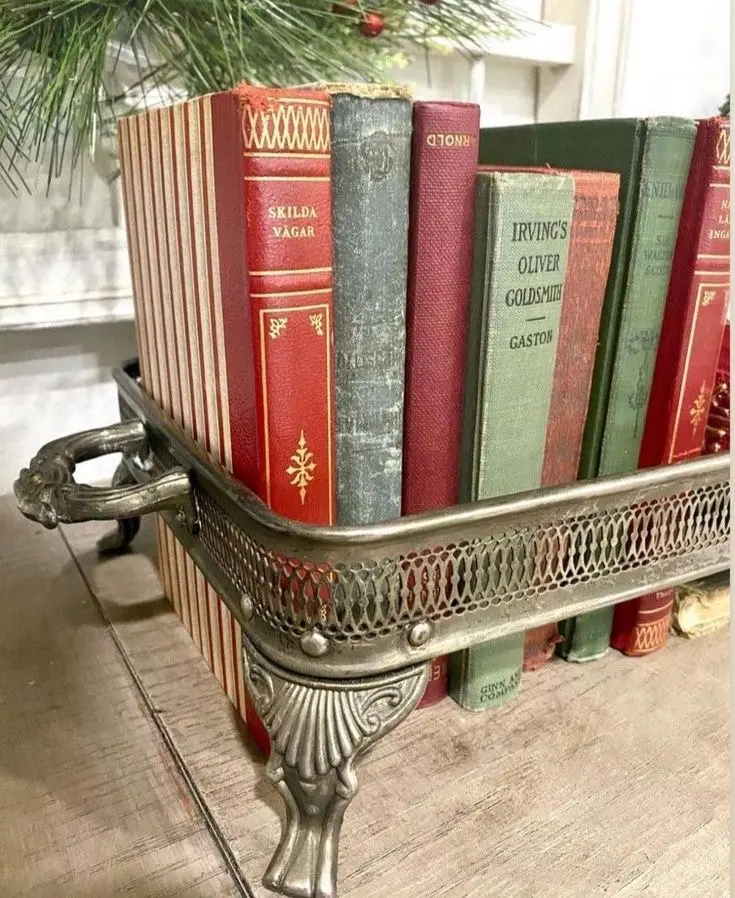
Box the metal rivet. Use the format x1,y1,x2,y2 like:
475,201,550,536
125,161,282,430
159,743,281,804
300,629,329,658
240,594,253,620
407,620,433,647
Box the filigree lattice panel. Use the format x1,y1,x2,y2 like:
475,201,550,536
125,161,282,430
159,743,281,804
195,480,730,643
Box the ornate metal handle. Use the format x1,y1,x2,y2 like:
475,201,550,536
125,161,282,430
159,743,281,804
14,419,195,531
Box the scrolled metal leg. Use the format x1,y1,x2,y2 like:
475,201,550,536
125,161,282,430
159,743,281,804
96,460,141,554
243,635,429,898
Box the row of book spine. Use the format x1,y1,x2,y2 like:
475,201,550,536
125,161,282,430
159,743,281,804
118,84,729,746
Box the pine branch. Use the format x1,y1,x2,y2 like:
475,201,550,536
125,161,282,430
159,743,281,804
0,0,524,191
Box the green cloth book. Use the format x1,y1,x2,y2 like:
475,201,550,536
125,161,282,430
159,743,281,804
479,118,697,661
449,171,573,710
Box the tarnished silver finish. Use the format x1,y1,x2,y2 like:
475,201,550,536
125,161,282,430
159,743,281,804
243,634,429,898
13,359,732,898
407,620,433,647
240,594,254,621
96,460,142,554
13,418,196,532
105,362,731,680
300,629,330,658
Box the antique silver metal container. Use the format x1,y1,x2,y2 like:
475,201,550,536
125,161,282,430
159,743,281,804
14,359,731,898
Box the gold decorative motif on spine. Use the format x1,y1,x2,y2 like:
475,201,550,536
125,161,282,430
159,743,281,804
286,430,316,504
701,288,717,307
242,102,330,153
309,313,324,336
632,618,670,653
716,127,731,167
269,317,287,339
689,382,708,431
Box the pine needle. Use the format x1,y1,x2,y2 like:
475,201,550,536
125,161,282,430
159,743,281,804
0,0,524,192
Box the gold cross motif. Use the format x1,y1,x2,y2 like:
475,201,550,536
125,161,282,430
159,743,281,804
286,430,316,504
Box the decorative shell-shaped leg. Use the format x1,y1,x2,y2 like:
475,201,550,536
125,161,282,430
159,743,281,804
243,635,429,898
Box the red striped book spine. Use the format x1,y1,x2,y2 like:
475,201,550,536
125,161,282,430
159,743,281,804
117,86,336,756
611,117,730,656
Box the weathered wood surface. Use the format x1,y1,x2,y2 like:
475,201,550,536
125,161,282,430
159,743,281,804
60,514,730,898
0,498,241,897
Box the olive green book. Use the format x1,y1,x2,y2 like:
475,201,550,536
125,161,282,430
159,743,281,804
479,118,697,661
449,170,573,711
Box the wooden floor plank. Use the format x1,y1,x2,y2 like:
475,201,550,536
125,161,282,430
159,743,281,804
62,514,730,898
0,498,242,898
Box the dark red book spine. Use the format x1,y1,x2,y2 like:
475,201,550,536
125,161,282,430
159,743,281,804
401,101,480,705
612,117,730,656
704,322,730,454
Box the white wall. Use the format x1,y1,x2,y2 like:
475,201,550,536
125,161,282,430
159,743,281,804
615,0,729,119
581,0,730,119
0,323,138,491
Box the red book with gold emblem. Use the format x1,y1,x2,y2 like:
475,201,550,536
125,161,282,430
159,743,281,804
118,85,336,755
611,117,730,656
704,322,730,454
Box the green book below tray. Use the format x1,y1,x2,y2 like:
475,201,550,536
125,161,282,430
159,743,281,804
449,170,573,710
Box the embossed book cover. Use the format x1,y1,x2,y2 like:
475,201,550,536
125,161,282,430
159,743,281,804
118,85,337,755
403,100,481,704
480,117,697,661
612,118,730,656
449,170,574,711
324,83,412,527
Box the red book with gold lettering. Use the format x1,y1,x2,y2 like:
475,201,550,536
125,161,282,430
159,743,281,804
118,85,336,755
402,100,480,704
611,117,730,656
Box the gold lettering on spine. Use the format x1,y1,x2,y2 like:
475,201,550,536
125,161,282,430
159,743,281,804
310,313,324,336
426,133,475,148
286,430,317,504
202,95,233,471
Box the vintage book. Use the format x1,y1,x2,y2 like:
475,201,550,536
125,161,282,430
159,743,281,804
612,118,730,656
448,170,574,711
403,100,480,704
704,322,730,454
480,166,620,670
672,571,730,639
118,85,337,756
325,84,412,526
480,117,697,661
